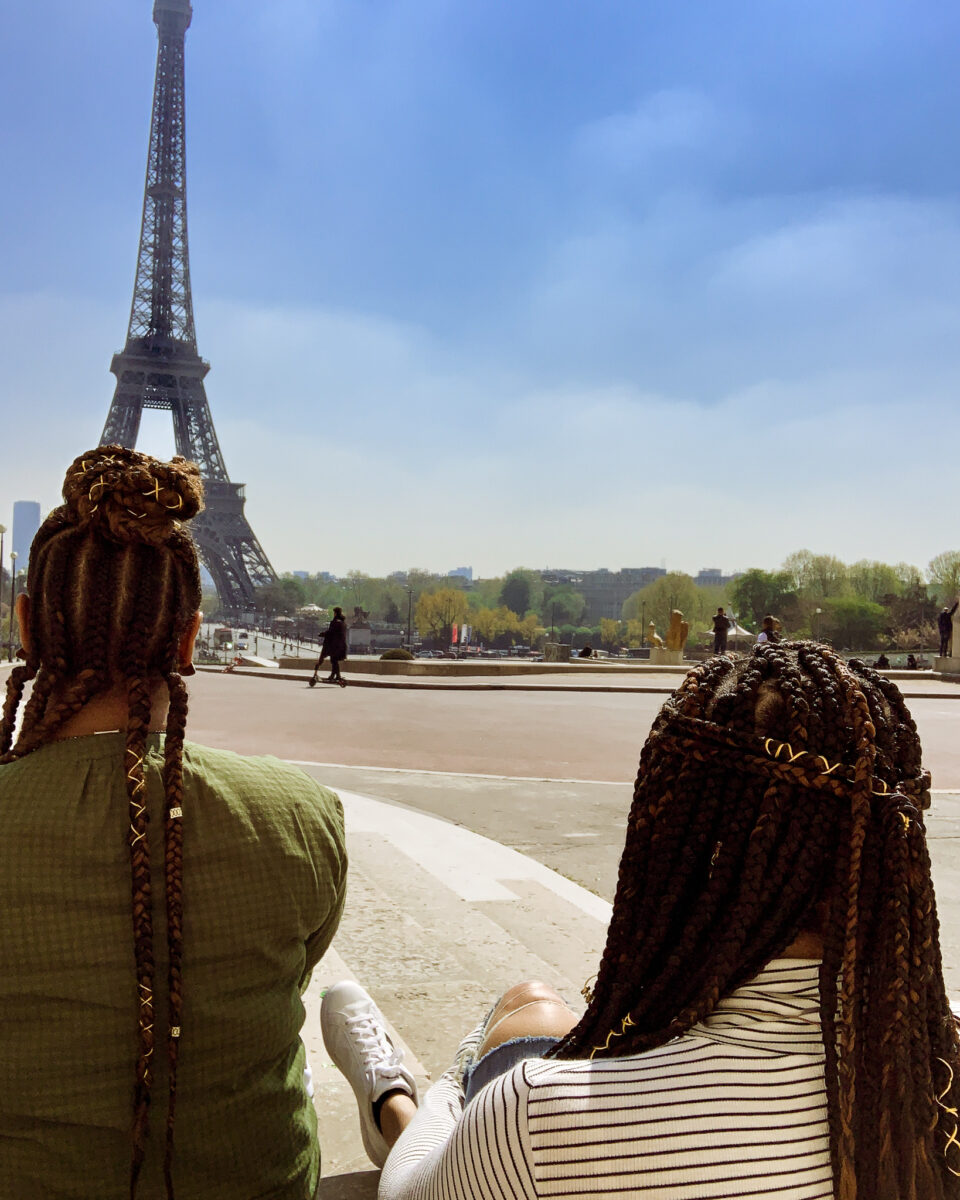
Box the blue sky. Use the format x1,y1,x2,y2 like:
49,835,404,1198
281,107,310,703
1,0,958,578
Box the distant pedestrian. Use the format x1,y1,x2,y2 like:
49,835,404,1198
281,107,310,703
906,654,919,670
874,653,890,669
578,644,594,658
317,606,348,686
938,599,958,657
757,615,781,645
711,607,730,654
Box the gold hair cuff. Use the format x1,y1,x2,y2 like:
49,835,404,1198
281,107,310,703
936,1058,960,1175
762,738,914,802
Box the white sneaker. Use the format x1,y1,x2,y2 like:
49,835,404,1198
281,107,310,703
321,981,418,1167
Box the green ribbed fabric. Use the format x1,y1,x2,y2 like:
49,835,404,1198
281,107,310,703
0,734,347,1200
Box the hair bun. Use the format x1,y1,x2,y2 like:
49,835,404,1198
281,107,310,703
62,446,204,545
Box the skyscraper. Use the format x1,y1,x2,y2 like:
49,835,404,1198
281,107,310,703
12,501,41,568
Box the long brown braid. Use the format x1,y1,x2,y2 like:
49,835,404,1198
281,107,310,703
0,446,203,1199
552,642,960,1200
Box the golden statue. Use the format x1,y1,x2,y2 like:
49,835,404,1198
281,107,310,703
665,609,690,652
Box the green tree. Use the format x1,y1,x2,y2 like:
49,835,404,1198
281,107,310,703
517,612,542,647
405,568,446,594
730,569,794,628
500,569,542,616
928,551,960,603
469,577,503,609
542,587,586,627
623,573,699,638
780,550,847,599
847,560,901,604
471,605,518,645
822,596,886,649
415,588,469,645
599,618,623,649
893,562,925,595
200,587,221,620
255,575,307,616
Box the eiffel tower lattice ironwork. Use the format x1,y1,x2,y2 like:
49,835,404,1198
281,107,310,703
100,0,275,613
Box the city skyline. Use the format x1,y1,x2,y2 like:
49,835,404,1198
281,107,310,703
2,2,959,578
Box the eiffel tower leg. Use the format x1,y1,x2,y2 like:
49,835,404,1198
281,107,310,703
100,380,144,449
190,482,275,616
172,383,229,479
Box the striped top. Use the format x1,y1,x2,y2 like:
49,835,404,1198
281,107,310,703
379,960,833,1200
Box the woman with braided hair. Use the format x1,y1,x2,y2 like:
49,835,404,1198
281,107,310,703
0,446,347,1200
325,642,960,1200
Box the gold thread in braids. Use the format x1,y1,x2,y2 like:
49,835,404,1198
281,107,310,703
937,1059,960,1177
549,643,960,1199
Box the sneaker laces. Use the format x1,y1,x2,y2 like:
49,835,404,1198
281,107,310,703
346,1011,405,1092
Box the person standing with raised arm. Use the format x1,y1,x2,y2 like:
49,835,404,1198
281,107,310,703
939,599,959,657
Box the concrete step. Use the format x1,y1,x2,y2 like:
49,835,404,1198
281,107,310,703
306,788,610,1186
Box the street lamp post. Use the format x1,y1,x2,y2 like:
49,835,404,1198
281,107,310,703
406,588,414,653
8,550,18,661
640,602,646,649
815,607,823,642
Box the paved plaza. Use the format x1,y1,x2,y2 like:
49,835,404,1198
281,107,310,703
182,667,960,1193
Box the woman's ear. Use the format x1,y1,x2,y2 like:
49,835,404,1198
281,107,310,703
15,593,31,658
177,611,202,673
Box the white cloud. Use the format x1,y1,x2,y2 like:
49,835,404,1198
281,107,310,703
574,89,726,170
3,227,959,581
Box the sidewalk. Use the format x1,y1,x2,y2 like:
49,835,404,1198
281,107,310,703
306,781,960,1195
308,787,610,1195
200,661,960,698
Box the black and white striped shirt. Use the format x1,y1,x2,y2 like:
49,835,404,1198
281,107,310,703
379,960,833,1200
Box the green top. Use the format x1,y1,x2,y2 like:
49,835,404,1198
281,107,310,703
0,734,347,1200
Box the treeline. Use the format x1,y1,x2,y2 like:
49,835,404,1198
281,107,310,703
231,549,960,652
616,550,959,650
244,567,591,648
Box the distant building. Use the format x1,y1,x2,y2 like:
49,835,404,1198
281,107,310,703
292,570,310,580
695,568,741,588
448,566,473,582
541,567,667,623
12,501,41,568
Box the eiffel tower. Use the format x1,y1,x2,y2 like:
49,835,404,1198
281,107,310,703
100,0,275,614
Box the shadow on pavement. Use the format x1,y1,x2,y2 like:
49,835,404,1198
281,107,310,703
317,1170,380,1198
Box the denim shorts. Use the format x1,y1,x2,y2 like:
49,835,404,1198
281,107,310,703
463,1036,559,1105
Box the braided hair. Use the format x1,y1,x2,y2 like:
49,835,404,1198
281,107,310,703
552,642,960,1200
0,445,203,1199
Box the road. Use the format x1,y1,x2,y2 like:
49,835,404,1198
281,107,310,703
185,670,960,902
